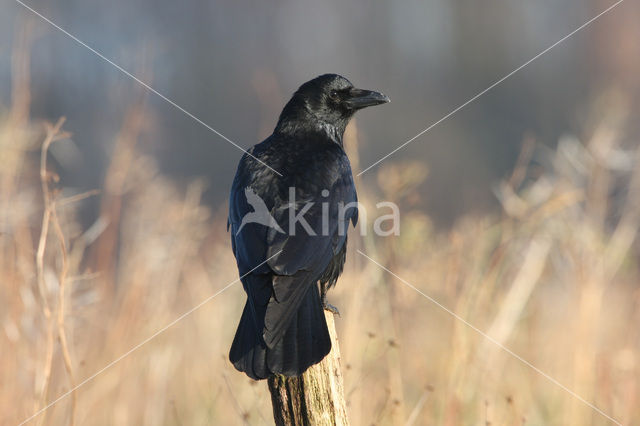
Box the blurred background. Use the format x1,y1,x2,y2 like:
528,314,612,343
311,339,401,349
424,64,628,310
1,0,639,425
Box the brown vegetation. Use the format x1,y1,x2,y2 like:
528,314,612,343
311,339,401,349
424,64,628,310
1,53,638,426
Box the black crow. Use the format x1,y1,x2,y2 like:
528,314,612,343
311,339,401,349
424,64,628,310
228,74,389,379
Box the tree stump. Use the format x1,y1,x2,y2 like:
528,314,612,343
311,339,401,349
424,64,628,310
267,311,349,426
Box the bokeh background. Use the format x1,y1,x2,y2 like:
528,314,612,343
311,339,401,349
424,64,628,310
1,0,640,425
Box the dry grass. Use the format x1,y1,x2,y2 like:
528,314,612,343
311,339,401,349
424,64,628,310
1,54,639,425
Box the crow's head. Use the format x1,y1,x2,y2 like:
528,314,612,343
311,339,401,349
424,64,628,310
275,74,389,139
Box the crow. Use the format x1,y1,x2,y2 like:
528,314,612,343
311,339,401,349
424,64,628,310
228,74,389,379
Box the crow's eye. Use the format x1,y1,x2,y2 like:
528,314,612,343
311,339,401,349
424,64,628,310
329,90,339,100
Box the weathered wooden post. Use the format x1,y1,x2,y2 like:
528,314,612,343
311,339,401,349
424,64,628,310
267,311,349,425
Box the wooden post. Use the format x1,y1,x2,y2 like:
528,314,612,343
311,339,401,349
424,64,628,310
267,311,349,426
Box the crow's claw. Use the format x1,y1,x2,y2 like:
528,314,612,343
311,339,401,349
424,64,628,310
323,300,341,317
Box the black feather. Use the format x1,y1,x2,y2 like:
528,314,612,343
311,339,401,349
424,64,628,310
228,74,388,379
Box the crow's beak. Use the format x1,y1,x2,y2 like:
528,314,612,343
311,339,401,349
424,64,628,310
345,88,390,109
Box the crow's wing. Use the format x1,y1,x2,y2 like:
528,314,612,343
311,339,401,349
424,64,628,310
229,151,357,348
262,167,357,347
228,178,270,276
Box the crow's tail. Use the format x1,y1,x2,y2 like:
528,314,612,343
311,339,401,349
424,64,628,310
229,277,331,380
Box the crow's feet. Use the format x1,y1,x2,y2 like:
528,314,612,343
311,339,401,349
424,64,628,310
322,299,341,317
